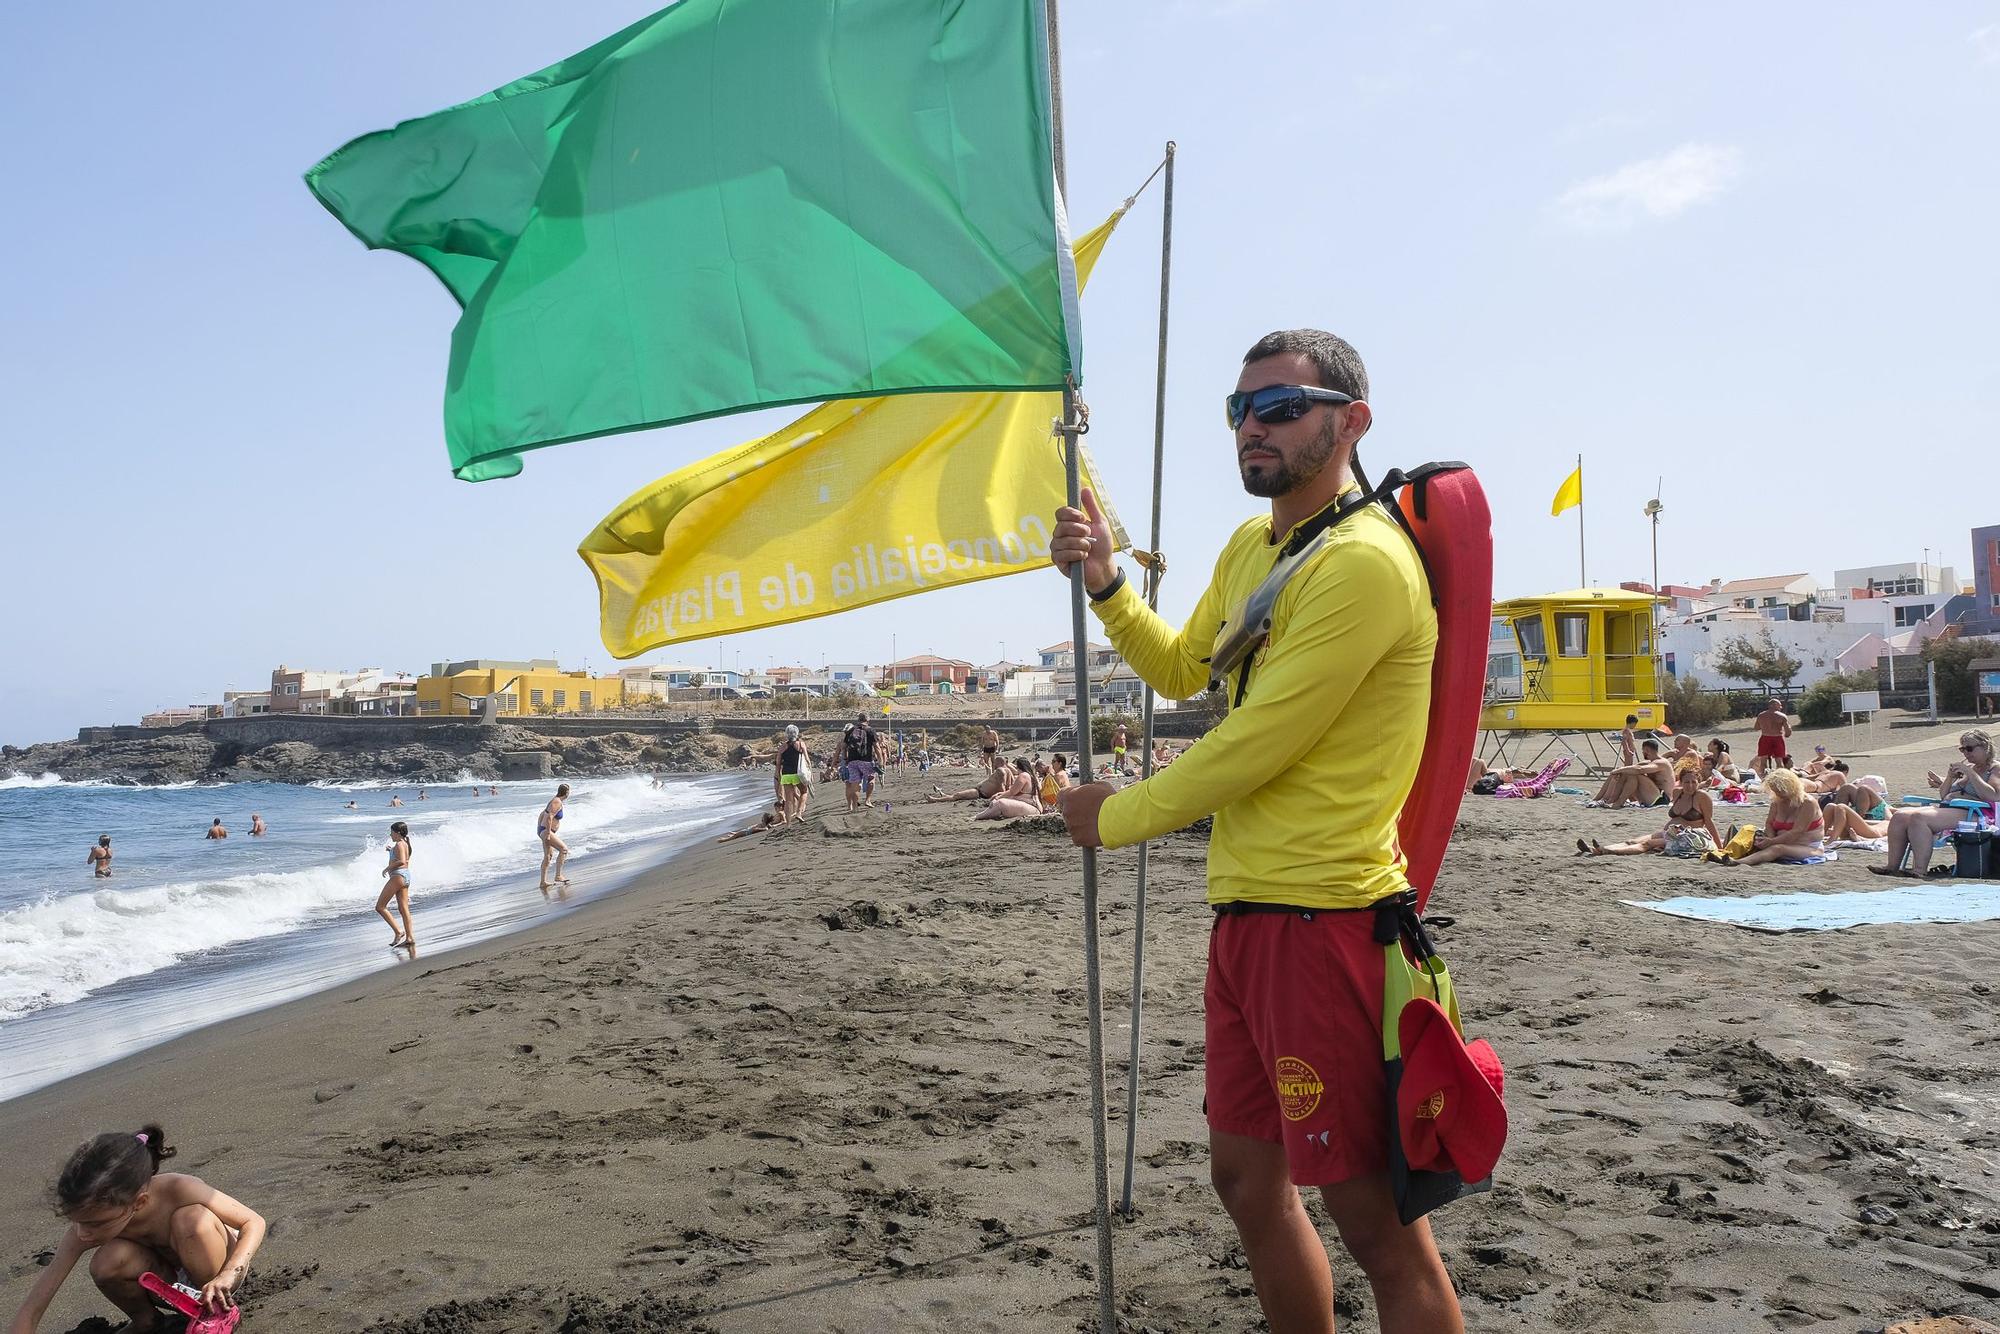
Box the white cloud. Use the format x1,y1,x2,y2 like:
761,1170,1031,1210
1551,143,1745,232
1973,23,2000,65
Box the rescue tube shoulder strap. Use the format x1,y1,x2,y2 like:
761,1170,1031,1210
1209,486,1376,703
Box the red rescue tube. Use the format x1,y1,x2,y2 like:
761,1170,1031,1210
1387,466,1494,912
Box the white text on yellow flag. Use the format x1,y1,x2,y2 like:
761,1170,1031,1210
578,214,1128,657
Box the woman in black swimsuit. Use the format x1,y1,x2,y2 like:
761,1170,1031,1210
537,783,570,891
1578,762,1719,857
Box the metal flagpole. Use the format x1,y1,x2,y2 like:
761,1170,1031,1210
1043,4,1117,1329
1575,453,1586,586
1120,140,1174,1219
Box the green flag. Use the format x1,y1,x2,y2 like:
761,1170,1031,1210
307,0,1077,482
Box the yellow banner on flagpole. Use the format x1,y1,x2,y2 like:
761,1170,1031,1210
578,213,1129,658
1550,463,1583,517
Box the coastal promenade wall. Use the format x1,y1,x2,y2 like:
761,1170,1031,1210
76,711,1220,749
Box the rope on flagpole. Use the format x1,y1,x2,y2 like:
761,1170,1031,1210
1044,4,1117,1329
1121,151,1171,212
1120,139,1174,1221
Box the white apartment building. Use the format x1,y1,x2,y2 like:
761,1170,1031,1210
1829,561,1957,600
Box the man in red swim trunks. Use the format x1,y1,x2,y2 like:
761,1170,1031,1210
1753,698,1792,777
1052,329,1460,1333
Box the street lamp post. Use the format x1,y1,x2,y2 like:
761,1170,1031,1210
1645,493,1665,702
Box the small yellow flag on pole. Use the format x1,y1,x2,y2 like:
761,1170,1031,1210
578,212,1130,658
1550,463,1583,517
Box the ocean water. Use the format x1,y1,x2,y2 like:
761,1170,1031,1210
0,770,766,1101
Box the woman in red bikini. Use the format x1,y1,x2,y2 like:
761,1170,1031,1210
1707,767,1823,866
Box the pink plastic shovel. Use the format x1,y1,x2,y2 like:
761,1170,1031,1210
139,1272,241,1333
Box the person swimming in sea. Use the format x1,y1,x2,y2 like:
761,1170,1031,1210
86,835,113,877
537,783,571,892
8,1125,267,1333
373,819,415,949
204,819,227,840
248,813,266,837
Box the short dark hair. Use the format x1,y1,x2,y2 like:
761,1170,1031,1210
1625,715,1638,725
1242,329,1369,400
1642,738,1661,754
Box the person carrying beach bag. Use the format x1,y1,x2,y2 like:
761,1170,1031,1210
1054,329,1488,1333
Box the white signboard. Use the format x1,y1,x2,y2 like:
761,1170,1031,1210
1840,690,1881,715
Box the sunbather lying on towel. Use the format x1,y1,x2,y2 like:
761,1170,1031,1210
1466,758,1538,792
1821,783,1889,842
1799,759,1850,794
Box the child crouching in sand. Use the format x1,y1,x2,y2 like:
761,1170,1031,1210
9,1125,266,1333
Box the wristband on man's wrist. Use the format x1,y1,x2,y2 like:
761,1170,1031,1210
1087,568,1127,603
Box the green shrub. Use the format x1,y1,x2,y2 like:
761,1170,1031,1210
1799,668,1879,727
1659,671,1730,730
1922,637,2000,714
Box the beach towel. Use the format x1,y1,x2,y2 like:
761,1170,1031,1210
1627,882,2000,931
1494,756,1569,799
1828,837,1888,852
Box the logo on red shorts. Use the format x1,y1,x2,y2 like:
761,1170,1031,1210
1274,1056,1324,1121
1416,1090,1445,1120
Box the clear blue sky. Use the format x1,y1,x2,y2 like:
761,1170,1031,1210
4,2,1996,746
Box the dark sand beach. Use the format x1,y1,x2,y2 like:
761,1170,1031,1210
4,721,1997,1332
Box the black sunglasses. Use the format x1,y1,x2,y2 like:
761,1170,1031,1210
1225,384,1355,429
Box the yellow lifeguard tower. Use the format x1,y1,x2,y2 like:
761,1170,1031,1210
1482,588,1667,770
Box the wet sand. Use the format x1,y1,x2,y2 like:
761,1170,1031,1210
3,722,1996,1332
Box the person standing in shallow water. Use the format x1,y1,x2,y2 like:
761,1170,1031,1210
204,819,227,840
86,835,113,877
537,783,571,891
374,820,415,949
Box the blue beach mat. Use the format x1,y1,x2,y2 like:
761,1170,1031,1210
1626,883,2000,932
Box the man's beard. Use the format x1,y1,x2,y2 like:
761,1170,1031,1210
1239,412,1339,498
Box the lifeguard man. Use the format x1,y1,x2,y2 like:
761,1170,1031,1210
1053,329,1458,1333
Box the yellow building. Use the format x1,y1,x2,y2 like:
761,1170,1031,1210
416,661,624,718
1482,588,1666,732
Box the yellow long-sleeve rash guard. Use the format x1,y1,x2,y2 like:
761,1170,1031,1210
1092,496,1437,908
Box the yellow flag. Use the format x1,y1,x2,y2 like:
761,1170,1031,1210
1550,463,1582,517
578,213,1130,658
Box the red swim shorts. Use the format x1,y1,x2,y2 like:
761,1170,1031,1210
1204,908,1389,1186
1756,734,1787,759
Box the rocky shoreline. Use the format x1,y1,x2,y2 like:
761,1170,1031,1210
0,724,746,786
